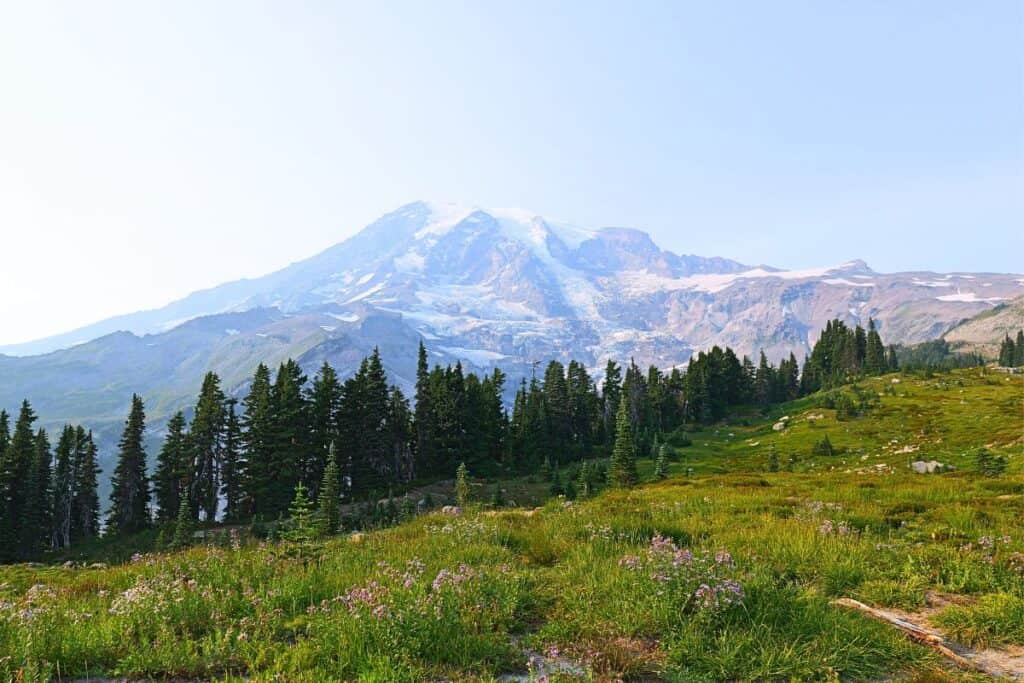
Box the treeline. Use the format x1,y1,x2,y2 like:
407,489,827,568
0,318,896,562
896,340,984,372
998,331,1024,368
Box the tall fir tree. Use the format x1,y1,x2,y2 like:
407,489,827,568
241,363,275,518
267,360,308,514
601,360,622,444
1016,330,1024,367
51,425,77,550
108,394,150,535
0,401,37,561
413,341,436,474
24,428,53,557
999,334,1016,367
220,398,244,522
70,429,101,543
306,362,342,497
864,318,887,374
153,411,188,522
190,372,227,521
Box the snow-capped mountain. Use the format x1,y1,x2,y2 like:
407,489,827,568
2,200,1022,484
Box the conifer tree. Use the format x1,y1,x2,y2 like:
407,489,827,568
154,412,188,522
306,362,342,496
654,443,669,480
241,363,275,518
220,399,244,522
190,372,227,522
285,483,315,543
865,318,886,374
609,399,638,488
0,410,8,460
998,334,1016,367
24,428,53,556
602,360,622,443
270,360,310,512
455,461,470,507
887,345,899,371
171,497,194,549
0,401,37,561
108,394,150,535
543,361,572,461
387,386,414,482
317,442,341,536
1016,330,1024,367
413,341,436,474
51,425,76,550
71,429,101,543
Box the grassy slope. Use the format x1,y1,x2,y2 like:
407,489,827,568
1,369,1021,682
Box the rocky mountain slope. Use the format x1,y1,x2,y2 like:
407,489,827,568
943,295,1024,359
1,200,1021,481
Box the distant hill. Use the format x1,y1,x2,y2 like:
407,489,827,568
943,295,1024,359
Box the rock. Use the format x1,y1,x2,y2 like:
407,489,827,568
772,422,786,431
891,378,901,384
911,460,950,474
441,505,462,516
88,562,108,569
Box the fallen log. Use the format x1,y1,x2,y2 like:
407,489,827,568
831,598,982,673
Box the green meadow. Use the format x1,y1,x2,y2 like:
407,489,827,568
1,368,1021,682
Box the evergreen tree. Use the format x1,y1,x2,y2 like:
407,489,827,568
455,461,470,507
70,429,101,543
262,359,307,516
543,361,572,462
317,442,341,536
413,341,436,474
220,399,244,522
306,362,342,496
387,386,414,483
241,363,275,518
887,344,899,371
601,360,622,444
609,399,638,488
51,425,76,550
975,447,1008,477
108,394,150,535
24,428,53,557
171,497,194,549
865,318,887,375
1016,330,1024,367
285,483,315,544
154,412,188,522
998,334,1016,367
653,443,669,480
190,372,227,522
0,401,37,561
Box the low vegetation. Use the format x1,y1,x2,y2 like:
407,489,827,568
0,369,1020,681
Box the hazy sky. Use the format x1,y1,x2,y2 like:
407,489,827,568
1,1,1021,345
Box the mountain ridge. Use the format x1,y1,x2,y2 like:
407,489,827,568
2,200,1022,487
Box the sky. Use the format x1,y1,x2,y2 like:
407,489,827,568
0,1,1021,346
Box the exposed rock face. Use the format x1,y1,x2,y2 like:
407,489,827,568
943,295,1024,359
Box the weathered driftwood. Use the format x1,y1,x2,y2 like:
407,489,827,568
831,598,981,673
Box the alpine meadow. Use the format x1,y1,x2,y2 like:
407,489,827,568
1,3,1022,682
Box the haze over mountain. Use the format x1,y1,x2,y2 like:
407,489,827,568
2,201,1022,482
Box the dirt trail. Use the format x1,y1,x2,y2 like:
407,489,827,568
835,593,1024,680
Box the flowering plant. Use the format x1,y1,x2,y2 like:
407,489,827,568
618,534,744,616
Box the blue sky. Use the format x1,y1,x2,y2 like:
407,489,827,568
0,1,1021,344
